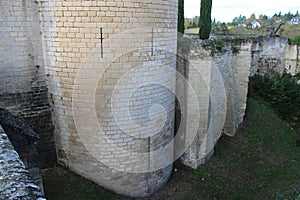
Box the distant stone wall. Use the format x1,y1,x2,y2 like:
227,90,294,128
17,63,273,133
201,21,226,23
0,0,56,168
251,37,299,75
0,126,45,200
177,36,298,168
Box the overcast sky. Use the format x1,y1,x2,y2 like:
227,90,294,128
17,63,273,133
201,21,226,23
185,0,300,22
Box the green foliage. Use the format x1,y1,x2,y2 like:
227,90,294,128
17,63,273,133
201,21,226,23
282,23,300,41
230,15,247,26
185,16,200,30
199,0,212,39
215,39,224,50
199,35,260,56
193,98,300,199
293,35,300,45
178,0,184,34
249,71,300,128
202,38,225,57
205,10,300,38
211,22,229,35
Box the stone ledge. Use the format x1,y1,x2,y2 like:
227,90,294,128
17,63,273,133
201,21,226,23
0,126,46,200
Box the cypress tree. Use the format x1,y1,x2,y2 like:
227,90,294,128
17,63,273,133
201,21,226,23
199,0,212,39
178,0,184,34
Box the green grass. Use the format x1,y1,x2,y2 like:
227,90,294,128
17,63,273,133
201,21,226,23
191,98,300,200
42,167,119,200
185,28,199,34
42,98,300,200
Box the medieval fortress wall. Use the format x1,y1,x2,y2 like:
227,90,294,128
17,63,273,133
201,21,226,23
177,37,299,168
38,0,178,197
0,0,300,198
0,0,56,168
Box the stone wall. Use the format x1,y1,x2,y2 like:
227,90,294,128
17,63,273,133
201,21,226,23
177,38,252,168
0,0,56,168
177,36,298,168
251,37,299,75
38,0,178,197
2,0,300,198
0,108,45,195
0,125,45,200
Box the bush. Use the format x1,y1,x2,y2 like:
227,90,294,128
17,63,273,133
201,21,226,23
293,35,300,45
248,71,300,127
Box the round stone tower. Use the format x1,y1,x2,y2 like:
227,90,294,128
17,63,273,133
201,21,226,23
38,0,178,197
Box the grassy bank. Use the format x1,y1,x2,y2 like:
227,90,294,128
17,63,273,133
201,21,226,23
42,98,300,200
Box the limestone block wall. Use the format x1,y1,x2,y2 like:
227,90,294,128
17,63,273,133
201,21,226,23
220,43,252,136
285,43,299,75
232,43,252,128
177,36,299,169
177,40,212,168
0,0,56,168
251,37,299,75
258,37,288,74
298,46,300,73
38,0,178,197
177,38,252,168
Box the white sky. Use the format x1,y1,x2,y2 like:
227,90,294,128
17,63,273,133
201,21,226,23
185,0,300,22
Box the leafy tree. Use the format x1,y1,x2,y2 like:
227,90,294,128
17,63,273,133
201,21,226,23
185,16,200,29
258,14,268,25
282,11,294,21
178,0,184,33
184,18,192,29
231,15,247,25
199,0,213,39
220,23,229,34
212,22,229,34
192,16,200,28
247,13,256,23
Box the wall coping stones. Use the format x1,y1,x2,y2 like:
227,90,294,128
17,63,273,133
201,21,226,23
0,125,45,200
